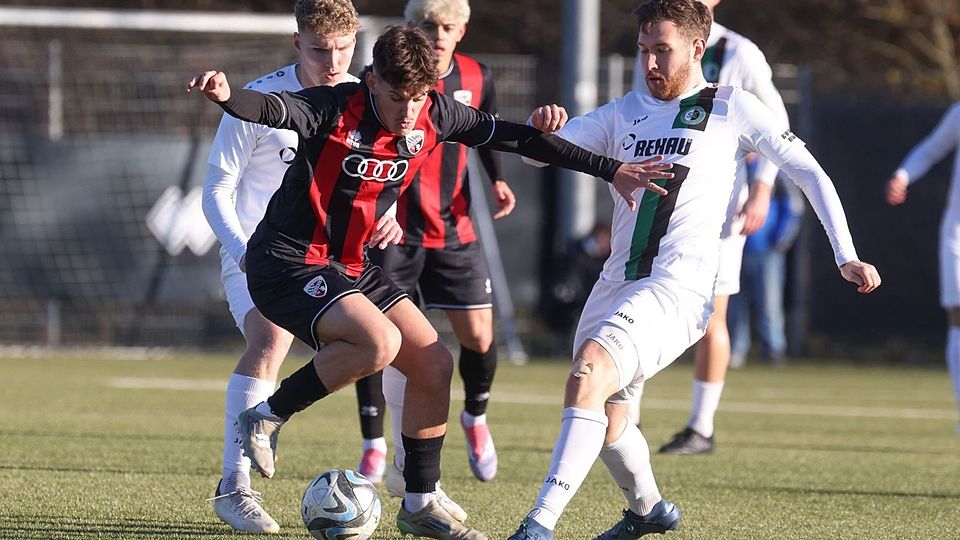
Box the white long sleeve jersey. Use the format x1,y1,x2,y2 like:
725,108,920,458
554,83,858,298
895,101,960,219
202,65,359,264
632,22,790,186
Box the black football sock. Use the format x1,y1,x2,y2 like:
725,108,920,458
355,371,386,439
401,434,444,493
266,360,330,419
459,345,497,416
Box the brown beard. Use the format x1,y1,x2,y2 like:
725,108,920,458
648,61,692,101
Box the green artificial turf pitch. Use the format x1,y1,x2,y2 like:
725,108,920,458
2,353,959,539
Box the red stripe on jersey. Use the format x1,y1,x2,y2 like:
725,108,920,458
450,54,483,246
306,118,344,265
305,92,362,268
413,77,447,246
450,143,474,244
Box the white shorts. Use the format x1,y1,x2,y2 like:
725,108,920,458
716,160,749,296
941,219,960,308
220,247,255,330
573,276,712,403
714,232,746,296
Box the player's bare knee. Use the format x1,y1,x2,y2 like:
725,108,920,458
405,342,453,392
368,323,402,373
460,330,493,353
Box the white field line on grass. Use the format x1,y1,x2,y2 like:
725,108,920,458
105,377,957,421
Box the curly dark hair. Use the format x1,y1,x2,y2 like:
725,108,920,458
633,0,711,42
371,26,439,93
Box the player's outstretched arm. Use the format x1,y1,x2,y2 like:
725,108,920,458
840,261,881,294
187,70,231,102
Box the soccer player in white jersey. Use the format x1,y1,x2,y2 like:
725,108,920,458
201,0,387,533
629,0,793,455
508,1,880,538
887,101,960,434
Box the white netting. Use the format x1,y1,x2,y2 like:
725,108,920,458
0,16,540,347
0,25,297,346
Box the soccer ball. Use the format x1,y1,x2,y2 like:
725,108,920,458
301,469,381,540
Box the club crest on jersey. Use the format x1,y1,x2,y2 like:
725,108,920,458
303,276,328,298
679,106,707,126
398,129,425,155
453,89,473,106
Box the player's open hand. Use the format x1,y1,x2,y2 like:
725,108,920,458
839,260,881,294
368,213,403,250
491,180,516,219
612,156,674,211
528,104,568,133
187,70,231,103
885,175,909,206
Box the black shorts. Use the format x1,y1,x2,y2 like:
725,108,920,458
370,241,493,310
246,254,408,350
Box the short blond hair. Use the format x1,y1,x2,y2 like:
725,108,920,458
404,0,471,25
295,0,360,37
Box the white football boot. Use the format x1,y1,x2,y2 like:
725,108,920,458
208,480,280,534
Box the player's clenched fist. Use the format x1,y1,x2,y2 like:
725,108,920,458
528,104,568,133
839,260,882,294
187,70,231,103
612,156,674,211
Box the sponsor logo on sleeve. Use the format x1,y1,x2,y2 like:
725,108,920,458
780,130,797,142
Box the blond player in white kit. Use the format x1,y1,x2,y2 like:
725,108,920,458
201,0,394,533
508,1,880,538
887,101,960,435
629,0,792,455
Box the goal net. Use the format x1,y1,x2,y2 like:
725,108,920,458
0,7,394,347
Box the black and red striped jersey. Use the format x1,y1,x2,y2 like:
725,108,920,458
218,80,624,277
397,53,503,248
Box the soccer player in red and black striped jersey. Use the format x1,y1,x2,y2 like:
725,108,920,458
188,25,672,539
376,0,513,493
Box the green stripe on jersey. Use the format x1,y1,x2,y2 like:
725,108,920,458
625,182,667,280
672,86,718,132
623,164,690,280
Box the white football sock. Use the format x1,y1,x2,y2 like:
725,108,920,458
528,407,608,530
625,381,644,426
363,437,387,453
403,492,437,513
599,422,662,516
254,400,283,421
687,379,724,437
461,411,487,427
948,328,960,417
222,374,274,492
382,365,407,470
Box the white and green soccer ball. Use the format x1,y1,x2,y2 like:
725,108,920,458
301,469,381,540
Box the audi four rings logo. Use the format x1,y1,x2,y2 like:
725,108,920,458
341,154,409,182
